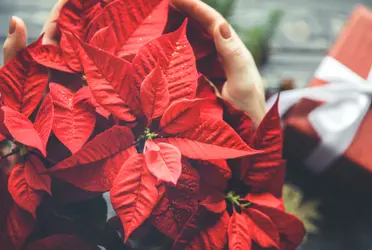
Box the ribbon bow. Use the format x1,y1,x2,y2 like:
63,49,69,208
267,56,372,172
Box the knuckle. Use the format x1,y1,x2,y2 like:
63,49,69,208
229,46,244,57
225,47,251,69
188,0,202,13
235,62,250,72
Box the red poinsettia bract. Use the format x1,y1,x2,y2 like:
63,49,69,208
0,0,305,249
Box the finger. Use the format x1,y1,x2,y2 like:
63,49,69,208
214,22,259,83
41,0,68,45
171,0,225,34
172,0,259,84
3,16,27,64
214,23,265,124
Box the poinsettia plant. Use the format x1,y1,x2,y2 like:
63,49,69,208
0,0,305,249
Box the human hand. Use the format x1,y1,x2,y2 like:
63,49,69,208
3,0,266,127
172,0,266,127
3,0,67,64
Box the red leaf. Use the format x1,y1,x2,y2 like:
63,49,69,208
196,76,223,119
50,146,137,192
242,96,282,187
171,208,200,250
0,106,46,157
24,154,51,195
83,86,111,118
2,204,35,250
28,36,74,73
1,170,35,250
48,126,134,172
196,161,231,192
207,160,232,176
159,99,201,134
151,160,200,239
88,0,168,57
89,26,119,55
178,211,229,250
24,235,101,250
76,36,138,121
200,192,226,214
57,1,103,71
253,160,286,198
164,7,216,60
228,211,252,250
8,164,43,217
132,19,198,103
140,64,170,121
224,106,255,146
110,153,158,242
197,52,226,79
246,193,283,210
244,208,280,249
160,114,259,160
58,0,102,39
94,105,111,119
49,83,96,154
33,95,54,155
0,48,48,117
253,205,306,249
144,140,182,185
59,31,83,72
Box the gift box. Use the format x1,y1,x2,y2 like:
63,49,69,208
309,5,372,87
284,98,372,195
280,5,372,194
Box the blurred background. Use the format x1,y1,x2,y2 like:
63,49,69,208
1,0,372,249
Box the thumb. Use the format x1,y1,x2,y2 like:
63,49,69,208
213,22,266,126
213,22,262,94
41,0,68,45
3,16,27,64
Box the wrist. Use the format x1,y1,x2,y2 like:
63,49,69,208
221,85,267,127
230,98,266,127
244,108,266,128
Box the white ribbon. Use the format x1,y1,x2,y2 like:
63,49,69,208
267,56,372,173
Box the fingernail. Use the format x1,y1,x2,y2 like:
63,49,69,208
8,16,16,35
219,22,232,39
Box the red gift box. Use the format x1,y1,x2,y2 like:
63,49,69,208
282,5,372,194
310,5,372,87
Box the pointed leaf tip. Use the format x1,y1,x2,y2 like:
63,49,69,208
111,153,158,242
78,39,137,122
140,63,170,122
0,106,47,157
244,208,280,249
160,98,202,134
8,164,43,217
228,211,252,249
160,113,260,160
144,141,182,185
87,0,169,57
0,47,48,117
34,95,54,157
132,17,198,104
25,155,51,195
49,84,96,154
242,90,283,187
